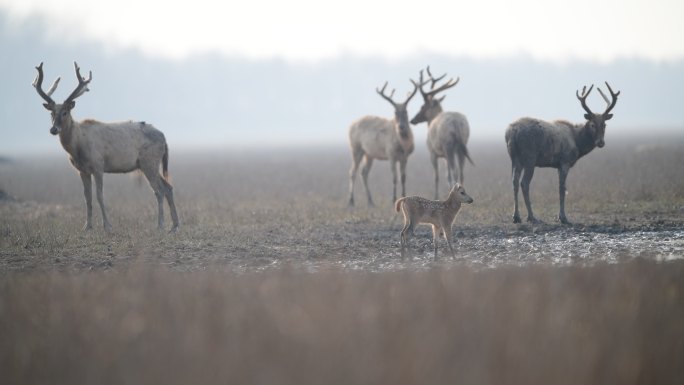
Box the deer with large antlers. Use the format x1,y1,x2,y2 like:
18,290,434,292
348,81,419,206
410,66,473,199
33,62,179,232
505,82,620,224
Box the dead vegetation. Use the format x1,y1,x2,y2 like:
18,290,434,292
1,260,683,385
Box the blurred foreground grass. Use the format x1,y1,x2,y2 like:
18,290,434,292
1,259,683,385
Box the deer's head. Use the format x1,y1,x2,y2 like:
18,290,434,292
448,183,474,204
376,81,418,140
33,62,92,136
576,82,620,148
410,66,459,125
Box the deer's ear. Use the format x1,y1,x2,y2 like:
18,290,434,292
43,103,52,111
604,113,613,120
584,113,592,120
438,95,446,103
66,100,76,110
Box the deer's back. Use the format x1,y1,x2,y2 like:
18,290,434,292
349,116,396,160
427,112,470,156
400,196,454,226
79,120,167,173
506,117,577,168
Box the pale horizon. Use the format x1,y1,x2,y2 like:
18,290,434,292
1,0,683,63
1,1,683,157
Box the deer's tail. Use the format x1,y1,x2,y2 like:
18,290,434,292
395,197,405,213
162,143,169,181
457,140,475,166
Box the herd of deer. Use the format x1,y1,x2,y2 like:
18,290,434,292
32,62,620,258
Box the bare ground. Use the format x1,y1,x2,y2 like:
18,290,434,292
1,135,682,273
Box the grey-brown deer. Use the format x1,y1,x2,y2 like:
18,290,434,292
410,66,473,199
395,183,473,259
505,82,620,224
33,62,179,232
348,81,419,206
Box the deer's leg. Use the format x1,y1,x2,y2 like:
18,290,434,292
457,150,466,185
79,171,93,231
558,165,571,225
141,167,166,230
430,151,439,199
442,224,456,258
348,147,364,207
445,147,456,188
161,178,179,232
93,172,112,232
520,165,538,223
431,224,440,259
390,158,398,203
512,164,522,223
399,157,408,198
140,167,163,228
400,216,413,260
360,155,374,206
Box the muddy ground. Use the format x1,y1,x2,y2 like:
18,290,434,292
1,134,682,273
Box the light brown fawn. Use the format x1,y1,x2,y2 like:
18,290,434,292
395,183,473,259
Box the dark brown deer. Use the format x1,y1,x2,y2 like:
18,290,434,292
505,82,620,224
410,66,473,199
33,62,179,232
348,81,419,206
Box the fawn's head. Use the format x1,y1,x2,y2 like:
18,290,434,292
449,183,474,204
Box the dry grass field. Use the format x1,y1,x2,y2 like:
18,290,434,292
1,133,684,384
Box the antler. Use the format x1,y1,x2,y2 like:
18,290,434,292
426,65,446,89
377,81,419,106
418,66,459,99
596,81,620,115
33,62,61,106
403,80,419,105
63,62,92,105
376,82,397,106
576,84,595,116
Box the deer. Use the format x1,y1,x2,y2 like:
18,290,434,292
505,82,620,225
33,62,179,233
347,80,419,207
410,66,473,199
395,183,473,259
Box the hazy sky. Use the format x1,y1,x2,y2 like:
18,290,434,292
1,0,682,62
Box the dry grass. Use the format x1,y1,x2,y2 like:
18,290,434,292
1,260,683,385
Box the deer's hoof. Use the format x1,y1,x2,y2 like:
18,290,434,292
513,214,521,223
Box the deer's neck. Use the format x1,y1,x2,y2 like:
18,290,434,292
427,104,444,125
394,120,414,154
574,122,596,159
444,191,462,209
59,119,80,157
